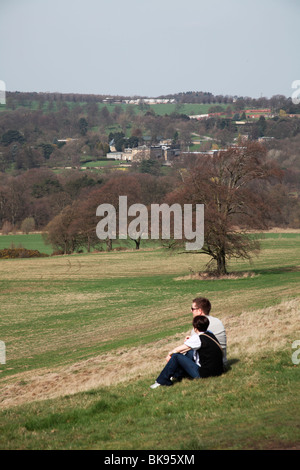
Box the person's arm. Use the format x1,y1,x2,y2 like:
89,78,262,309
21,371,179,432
166,344,191,362
184,327,196,341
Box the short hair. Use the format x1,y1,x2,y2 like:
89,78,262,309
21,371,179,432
193,315,210,332
192,297,211,315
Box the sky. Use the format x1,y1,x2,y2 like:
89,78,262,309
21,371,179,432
0,0,299,99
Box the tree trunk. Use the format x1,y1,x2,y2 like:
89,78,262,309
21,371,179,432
216,251,227,275
105,238,112,251
134,237,141,250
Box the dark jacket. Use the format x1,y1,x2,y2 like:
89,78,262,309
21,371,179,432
198,331,224,377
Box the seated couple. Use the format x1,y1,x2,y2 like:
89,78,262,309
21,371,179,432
150,314,224,389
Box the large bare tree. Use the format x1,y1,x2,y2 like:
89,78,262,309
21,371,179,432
167,142,282,274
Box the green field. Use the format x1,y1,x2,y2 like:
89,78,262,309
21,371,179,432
0,232,299,449
0,233,52,254
0,232,142,254
1,100,226,117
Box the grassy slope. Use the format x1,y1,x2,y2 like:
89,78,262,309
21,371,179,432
0,233,299,449
1,101,226,116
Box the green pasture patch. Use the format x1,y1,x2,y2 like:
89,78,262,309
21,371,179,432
0,233,51,254
81,160,122,167
0,233,159,256
3,99,228,118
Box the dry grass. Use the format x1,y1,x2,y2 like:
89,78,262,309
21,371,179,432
226,297,300,357
174,271,257,281
256,228,300,233
0,250,210,281
0,334,182,409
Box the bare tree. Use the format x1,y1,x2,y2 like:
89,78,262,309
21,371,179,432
166,143,282,275
43,204,84,254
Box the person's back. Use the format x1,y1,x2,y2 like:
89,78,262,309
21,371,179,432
204,315,227,363
191,317,227,360
197,330,224,377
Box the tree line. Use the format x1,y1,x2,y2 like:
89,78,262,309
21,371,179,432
6,91,300,113
0,141,299,274
1,95,300,173
0,101,201,171
40,142,290,274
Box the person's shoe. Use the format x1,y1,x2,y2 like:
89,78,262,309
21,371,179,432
150,381,161,389
170,376,182,383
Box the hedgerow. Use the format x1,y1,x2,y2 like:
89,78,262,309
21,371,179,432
0,248,49,259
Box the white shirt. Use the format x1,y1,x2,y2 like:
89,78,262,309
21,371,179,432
184,334,202,366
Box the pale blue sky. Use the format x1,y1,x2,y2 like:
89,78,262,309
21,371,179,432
0,0,299,98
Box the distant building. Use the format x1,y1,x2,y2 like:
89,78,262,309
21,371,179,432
258,136,274,143
107,152,123,160
106,146,150,162
150,140,180,162
189,114,209,120
57,138,78,143
123,98,176,105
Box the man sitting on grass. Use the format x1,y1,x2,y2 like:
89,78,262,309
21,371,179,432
150,315,224,389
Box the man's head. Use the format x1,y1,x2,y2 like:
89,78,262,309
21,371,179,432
193,314,210,332
191,297,211,318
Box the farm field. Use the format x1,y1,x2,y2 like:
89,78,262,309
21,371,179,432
0,232,156,255
1,100,226,116
0,232,299,450
0,233,52,255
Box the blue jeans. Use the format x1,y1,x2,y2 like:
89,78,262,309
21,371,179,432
156,351,200,386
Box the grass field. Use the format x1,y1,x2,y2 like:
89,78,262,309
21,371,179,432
1,100,226,116
0,233,52,254
0,232,299,450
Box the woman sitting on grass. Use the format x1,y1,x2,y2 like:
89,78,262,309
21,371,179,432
150,315,224,389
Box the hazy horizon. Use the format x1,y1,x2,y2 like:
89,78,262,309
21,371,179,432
1,0,299,100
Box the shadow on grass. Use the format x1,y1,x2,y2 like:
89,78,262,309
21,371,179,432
225,358,240,373
252,266,300,276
